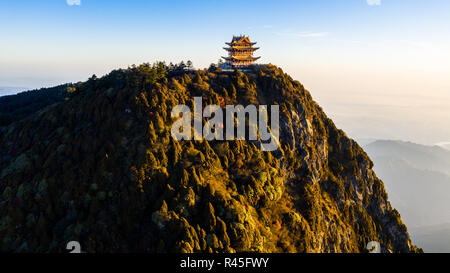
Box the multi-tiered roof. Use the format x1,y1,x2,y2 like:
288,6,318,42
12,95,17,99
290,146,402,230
222,35,260,69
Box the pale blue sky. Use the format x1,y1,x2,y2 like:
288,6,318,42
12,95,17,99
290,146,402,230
1,0,450,144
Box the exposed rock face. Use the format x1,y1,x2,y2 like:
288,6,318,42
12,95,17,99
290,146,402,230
0,64,420,253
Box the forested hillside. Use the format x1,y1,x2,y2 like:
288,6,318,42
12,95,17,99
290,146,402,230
0,84,72,127
0,63,420,253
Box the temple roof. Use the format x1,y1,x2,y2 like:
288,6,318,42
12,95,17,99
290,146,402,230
226,35,257,46
223,47,259,51
226,42,257,46
231,35,250,43
222,56,261,61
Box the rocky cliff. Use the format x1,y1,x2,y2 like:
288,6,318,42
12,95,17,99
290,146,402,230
0,64,420,253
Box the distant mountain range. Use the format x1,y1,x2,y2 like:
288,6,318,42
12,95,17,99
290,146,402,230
365,140,450,177
364,140,450,252
0,86,28,97
436,142,450,151
409,223,450,253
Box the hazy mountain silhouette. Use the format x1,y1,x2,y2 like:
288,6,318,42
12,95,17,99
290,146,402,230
410,223,450,253
364,140,450,252
0,87,27,97
365,140,450,176
436,142,450,151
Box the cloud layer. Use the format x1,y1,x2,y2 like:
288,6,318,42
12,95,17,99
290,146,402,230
366,0,381,6
67,0,81,6
275,31,328,38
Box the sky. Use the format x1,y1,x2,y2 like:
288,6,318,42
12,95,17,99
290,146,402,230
1,0,450,145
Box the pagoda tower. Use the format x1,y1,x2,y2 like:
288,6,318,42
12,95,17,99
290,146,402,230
222,35,260,69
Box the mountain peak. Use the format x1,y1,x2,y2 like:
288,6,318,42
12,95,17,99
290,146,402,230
0,63,420,253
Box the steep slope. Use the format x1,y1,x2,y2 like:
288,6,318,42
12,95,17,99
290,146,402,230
0,64,419,253
0,84,71,127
